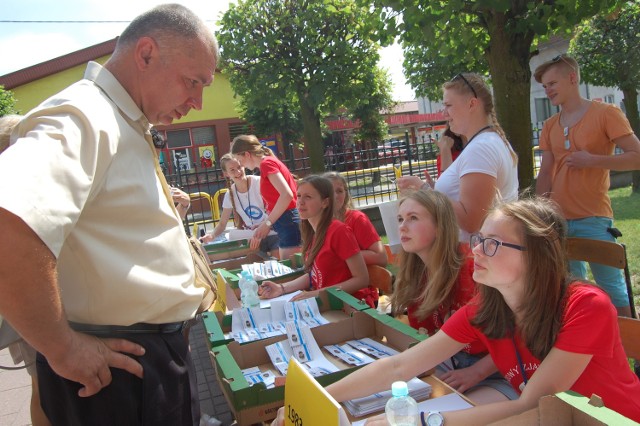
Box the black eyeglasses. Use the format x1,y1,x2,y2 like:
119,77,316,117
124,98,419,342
452,73,477,98
470,233,527,257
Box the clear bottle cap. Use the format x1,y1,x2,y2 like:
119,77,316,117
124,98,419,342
391,381,409,397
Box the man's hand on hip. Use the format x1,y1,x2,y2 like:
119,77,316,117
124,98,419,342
46,330,145,397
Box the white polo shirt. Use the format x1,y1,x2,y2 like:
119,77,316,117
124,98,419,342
0,62,202,325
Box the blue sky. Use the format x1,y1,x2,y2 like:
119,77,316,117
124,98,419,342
0,0,415,101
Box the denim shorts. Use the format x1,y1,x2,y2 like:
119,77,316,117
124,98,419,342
272,208,301,249
436,351,519,401
259,234,280,254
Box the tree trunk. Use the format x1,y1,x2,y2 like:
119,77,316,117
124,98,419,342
298,94,325,173
621,88,640,193
484,13,536,191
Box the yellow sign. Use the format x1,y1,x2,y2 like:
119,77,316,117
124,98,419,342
284,358,349,426
393,164,403,179
211,270,227,313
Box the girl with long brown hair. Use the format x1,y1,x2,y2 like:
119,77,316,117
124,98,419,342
323,172,387,267
259,175,376,307
231,135,301,260
319,197,640,424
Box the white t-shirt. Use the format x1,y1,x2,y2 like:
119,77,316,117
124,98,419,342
435,131,519,242
222,175,267,228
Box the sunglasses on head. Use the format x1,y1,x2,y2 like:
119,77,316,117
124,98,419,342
451,73,477,98
551,54,576,72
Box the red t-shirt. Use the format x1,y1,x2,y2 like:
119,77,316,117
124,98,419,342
442,284,640,421
344,209,380,250
309,220,378,308
407,243,483,354
259,156,297,212
436,149,462,177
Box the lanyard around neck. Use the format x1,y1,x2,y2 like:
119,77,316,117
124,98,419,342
512,335,529,385
234,177,253,227
467,125,492,145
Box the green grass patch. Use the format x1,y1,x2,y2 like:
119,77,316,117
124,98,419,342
609,186,640,310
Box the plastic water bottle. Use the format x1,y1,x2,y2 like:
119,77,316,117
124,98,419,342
240,271,260,308
238,271,249,306
385,381,418,426
199,413,222,426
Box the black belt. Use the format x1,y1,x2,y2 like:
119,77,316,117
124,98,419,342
69,320,190,335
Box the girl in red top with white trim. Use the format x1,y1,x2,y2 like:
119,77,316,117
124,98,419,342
392,190,517,404
323,172,387,267
231,135,301,260
259,175,377,308
321,197,640,425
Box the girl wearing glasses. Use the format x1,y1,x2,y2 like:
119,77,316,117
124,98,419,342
398,73,518,243
391,190,517,404
316,197,640,424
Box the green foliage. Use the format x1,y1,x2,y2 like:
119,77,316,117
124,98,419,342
0,86,18,117
349,67,394,144
609,186,640,308
570,3,640,94
237,86,304,147
218,0,391,172
365,0,622,189
570,3,640,192
403,43,486,101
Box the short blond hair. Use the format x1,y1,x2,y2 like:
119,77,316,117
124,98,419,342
0,114,22,154
534,54,580,83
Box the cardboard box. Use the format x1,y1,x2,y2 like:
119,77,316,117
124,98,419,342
209,305,427,425
210,253,265,272
203,239,267,270
203,239,251,260
202,287,372,347
489,391,638,425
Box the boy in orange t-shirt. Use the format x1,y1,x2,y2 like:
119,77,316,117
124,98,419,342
534,54,640,317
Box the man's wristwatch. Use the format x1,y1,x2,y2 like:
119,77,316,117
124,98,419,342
265,219,273,228
424,411,444,426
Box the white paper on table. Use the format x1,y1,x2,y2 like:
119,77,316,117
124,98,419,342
323,344,375,366
259,290,302,308
240,366,277,388
350,392,473,426
265,323,339,377
228,307,272,342
295,298,329,327
292,324,338,375
345,377,431,418
232,307,271,331
345,338,399,358
378,200,400,248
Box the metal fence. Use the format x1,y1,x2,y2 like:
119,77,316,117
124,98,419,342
168,137,543,234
